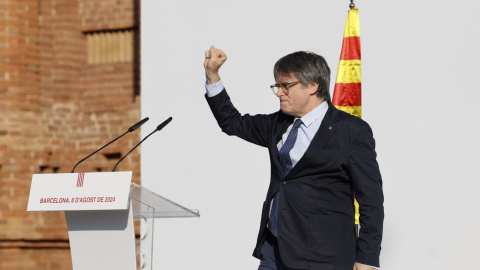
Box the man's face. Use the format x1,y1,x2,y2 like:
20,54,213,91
276,74,319,118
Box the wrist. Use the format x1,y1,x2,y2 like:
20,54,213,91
206,71,220,85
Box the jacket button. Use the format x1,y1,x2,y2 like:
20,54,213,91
283,181,286,185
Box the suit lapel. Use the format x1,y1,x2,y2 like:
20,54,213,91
285,103,339,179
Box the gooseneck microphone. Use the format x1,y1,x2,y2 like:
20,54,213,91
112,117,172,172
71,117,149,173
128,117,150,132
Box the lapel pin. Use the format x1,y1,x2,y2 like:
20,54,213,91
329,126,332,130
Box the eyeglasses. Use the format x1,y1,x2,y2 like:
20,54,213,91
270,81,301,95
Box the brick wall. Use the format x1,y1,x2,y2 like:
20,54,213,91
0,0,141,268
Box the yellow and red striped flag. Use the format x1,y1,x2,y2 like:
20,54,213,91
333,9,362,118
332,8,362,225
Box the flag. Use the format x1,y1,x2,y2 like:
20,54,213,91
332,8,361,225
333,9,361,118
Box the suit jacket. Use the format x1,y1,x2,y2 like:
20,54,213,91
206,89,384,270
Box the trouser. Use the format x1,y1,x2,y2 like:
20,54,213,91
258,229,300,270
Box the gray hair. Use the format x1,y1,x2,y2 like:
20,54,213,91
273,51,331,102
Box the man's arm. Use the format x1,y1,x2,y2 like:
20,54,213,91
349,121,384,267
203,46,276,148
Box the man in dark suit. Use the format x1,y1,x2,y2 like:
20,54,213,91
203,46,383,270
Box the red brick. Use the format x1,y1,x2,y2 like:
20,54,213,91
1,0,141,268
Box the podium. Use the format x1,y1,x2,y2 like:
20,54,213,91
27,172,200,270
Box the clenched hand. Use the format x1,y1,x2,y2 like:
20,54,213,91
204,45,227,85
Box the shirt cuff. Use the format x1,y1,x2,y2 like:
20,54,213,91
205,80,224,97
355,262,379,270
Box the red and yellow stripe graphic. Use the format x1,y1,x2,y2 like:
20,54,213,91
332,9,361,225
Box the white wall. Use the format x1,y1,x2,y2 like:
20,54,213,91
141,1,480,269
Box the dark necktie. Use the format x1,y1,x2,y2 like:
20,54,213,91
270,119,303,231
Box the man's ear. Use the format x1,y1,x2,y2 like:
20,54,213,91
308,83,319,95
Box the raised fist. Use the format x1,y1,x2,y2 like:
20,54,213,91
204,45,227,84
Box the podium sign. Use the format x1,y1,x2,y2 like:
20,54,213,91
27,172,132,211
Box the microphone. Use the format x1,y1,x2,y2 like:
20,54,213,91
112,117,172,172
71,117,150,173
128,117,149,132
